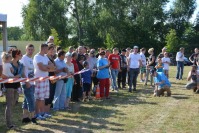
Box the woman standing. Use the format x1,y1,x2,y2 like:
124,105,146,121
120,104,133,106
2,49,24,129
44,44,57,117
65,53,74,109
97,51,110,99
145,48,156,86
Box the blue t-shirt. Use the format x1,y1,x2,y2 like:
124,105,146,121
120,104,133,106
154,72,171,88
81,69,92,84
156,64,164,72
97,58,110,79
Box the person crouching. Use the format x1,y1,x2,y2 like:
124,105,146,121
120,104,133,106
150,69,171,97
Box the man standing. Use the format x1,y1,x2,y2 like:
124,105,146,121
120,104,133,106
189,48,199,66
176,47,185,80
128,46,142,92
118,49,127,89
33,44,54,119
108,48,120,92
21,44,37,124
53,50,68,111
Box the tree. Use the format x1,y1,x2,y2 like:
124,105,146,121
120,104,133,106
7,27,24,40
165,29,180,53
50,28,62,46
22,0,69,47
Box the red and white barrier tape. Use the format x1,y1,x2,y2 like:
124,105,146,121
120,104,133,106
0,69,89,84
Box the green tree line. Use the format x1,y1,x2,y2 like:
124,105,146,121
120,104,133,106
1,0,199,55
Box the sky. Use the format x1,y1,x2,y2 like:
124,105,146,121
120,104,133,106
0,0,199,27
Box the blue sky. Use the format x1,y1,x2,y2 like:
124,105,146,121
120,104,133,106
0,0,198,27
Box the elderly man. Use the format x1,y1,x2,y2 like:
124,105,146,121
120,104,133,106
176,47,185,80
150,69,171,97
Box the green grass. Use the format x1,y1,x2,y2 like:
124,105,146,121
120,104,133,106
0,66,199,133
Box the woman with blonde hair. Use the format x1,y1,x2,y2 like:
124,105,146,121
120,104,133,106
145,48,156,86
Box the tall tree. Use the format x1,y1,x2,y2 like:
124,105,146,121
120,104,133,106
22,0,69,46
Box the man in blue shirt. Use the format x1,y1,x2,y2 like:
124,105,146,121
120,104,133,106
150,69,171,97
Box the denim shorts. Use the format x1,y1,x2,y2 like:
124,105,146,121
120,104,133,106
22,84,35,112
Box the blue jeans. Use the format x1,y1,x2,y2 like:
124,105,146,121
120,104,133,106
53,80,66,110
110,69,119,90
66,78,74,98
176,61,184,79
22,84,35,112
129,68,140,91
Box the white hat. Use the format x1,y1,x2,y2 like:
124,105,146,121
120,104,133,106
133,46,139,49
48,36,54,40
162,47,167,50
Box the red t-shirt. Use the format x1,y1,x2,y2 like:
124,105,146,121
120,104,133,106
108,54,120,69
71,59,79,73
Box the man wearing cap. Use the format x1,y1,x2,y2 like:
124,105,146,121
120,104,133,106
46,36,54,44
176,47,185,80
118,49,127,89
150,69,171,96
127,46,142,92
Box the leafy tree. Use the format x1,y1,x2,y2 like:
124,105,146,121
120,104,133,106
7,27,23,40
50,28,62,46
22,0,69,47
165,29,180,53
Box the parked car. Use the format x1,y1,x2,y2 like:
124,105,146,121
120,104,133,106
184,57,193,66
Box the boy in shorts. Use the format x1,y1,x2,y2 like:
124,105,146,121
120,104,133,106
81,61,92,102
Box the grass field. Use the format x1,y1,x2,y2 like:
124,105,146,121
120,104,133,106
0,66,199,133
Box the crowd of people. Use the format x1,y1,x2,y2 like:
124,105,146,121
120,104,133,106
0,36,198,129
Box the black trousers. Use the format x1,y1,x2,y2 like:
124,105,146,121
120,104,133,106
71,75,82,101
118,68,127,87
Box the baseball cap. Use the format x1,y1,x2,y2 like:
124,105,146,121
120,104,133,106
48,36,54,40
133,46,139,49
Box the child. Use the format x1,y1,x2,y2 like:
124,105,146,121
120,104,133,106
162,52,171,78
81,61,92,102
155,58,163,72
1,52,14,77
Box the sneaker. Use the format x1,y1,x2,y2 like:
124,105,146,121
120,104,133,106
43,113,52,118
35,114,46,120
22,117,31,123
8,125,16,130
133,88,136,91
140,80,143,82
31,118,38,125
115,90,119,93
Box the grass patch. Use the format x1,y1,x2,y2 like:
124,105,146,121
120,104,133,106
0,66,199,133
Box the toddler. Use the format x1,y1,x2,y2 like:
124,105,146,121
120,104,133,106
1,52,14,77
155,58,163,72
81,61,92,102
162,52,171,78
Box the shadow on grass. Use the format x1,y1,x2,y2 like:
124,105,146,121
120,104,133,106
51,110,124,132
15,128,55,133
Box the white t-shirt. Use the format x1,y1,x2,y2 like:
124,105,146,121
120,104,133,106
129,53,141,68
162,57,171,70
33,53,49,77
20,55,34,85
176,51,184,61
140,52,146,66
2,63,14,77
